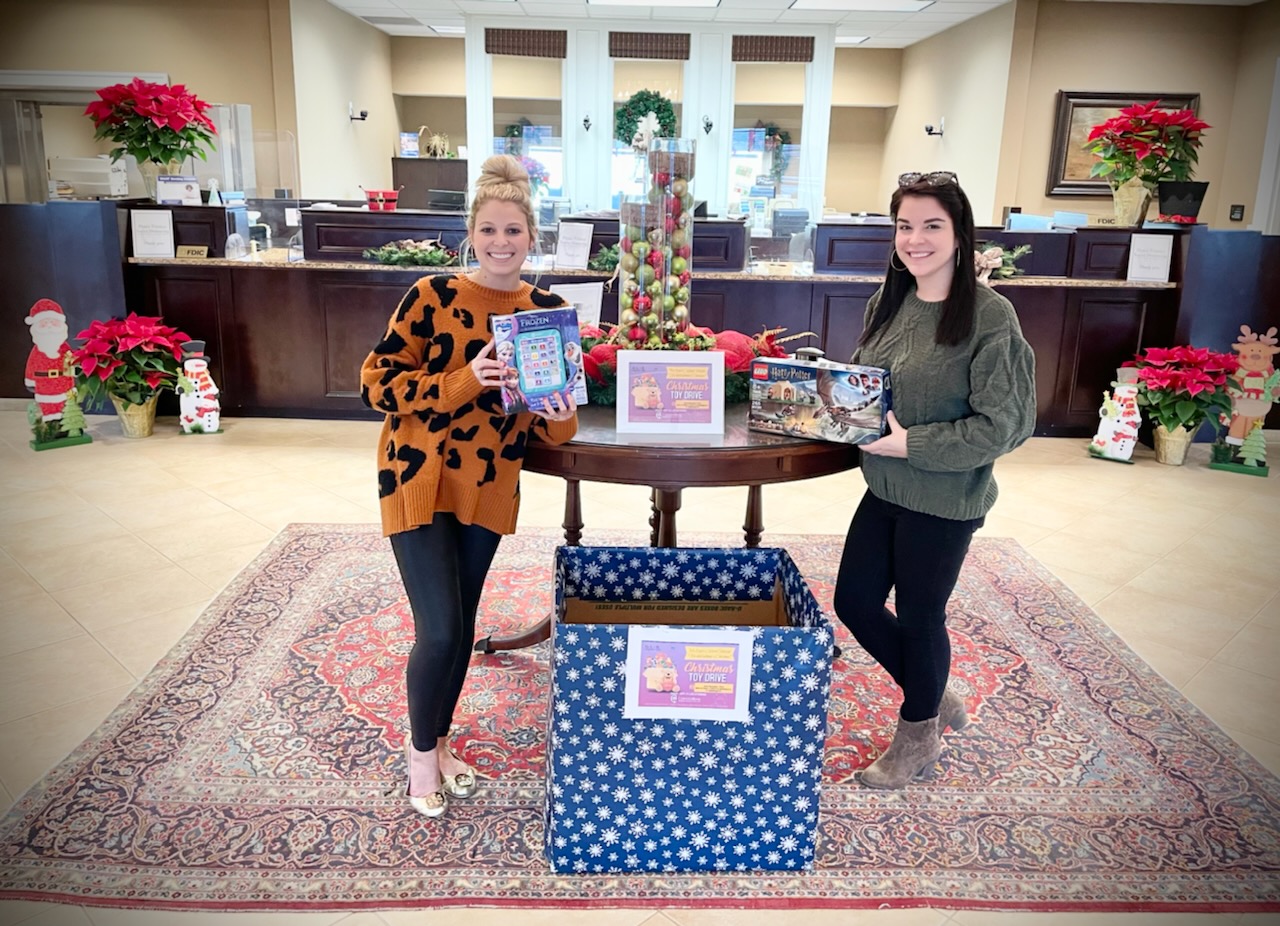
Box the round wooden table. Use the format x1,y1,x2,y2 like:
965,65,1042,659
473,404,859,653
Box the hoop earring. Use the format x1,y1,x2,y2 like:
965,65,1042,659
890,250,907,272
955,248,961,267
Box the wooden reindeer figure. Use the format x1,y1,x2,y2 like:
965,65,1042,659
1225,326,1279,444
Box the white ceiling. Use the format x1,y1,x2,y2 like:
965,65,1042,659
324,0,1263,49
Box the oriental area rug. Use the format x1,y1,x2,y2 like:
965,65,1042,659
1,525,1278,914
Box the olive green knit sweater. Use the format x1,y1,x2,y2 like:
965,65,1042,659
852,285,1036,521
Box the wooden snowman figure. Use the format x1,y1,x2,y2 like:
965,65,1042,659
1089,371,1142,462
177,340,221,434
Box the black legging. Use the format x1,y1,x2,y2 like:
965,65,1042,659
389,513,502,752
832,491,982,723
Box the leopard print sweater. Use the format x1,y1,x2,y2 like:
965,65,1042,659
360,273,578,537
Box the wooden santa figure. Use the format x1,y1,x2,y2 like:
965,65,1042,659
24,299,76,423
177,340,221,434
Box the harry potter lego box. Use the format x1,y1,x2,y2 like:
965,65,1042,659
748,357,891,446
545,545,833,874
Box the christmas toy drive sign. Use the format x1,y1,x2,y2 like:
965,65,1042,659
545,545,833,874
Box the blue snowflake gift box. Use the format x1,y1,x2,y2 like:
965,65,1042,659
545,545,833,874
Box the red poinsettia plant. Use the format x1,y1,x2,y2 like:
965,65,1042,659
578,322,796,405
73,313,192,406
1084,101,1210,191
1123,344,1238,434
85,77,217,167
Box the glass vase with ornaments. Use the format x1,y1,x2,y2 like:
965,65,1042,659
616,138,696,348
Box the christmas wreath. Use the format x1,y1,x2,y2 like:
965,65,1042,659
615,90,677,145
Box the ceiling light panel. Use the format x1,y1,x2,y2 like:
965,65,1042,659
588,0,720,6
791,0,933,11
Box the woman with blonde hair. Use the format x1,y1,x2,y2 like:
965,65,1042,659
360,155,577,817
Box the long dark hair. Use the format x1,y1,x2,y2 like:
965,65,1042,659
859,177,977,348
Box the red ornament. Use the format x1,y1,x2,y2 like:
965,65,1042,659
654,171,671,187
646,250,665,270
633,295,652,312
679,271,691,286
677,245,692,258
667,195,682,215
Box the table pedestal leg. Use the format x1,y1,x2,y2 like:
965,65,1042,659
473,480,582,654
649,490,660,547
653,488,682,548
744,484,763,548
562,479,583,546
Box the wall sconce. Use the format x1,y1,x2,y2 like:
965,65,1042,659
702,115,713,135
924,117,945,137
583,115,592,132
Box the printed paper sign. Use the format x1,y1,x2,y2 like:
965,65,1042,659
624,626,754,721
154,175,201,205
1126,233,1174,283
615,350,725,435
130,210,175,259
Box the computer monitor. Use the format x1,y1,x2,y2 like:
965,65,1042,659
693,200,708,218
427,189,466,211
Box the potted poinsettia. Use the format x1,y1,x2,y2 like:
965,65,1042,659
1123,344,1238,465
72,313,191,438
1083,101,1211,224
84,78,218,199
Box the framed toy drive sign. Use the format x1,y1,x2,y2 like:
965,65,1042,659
615,350,725,435
623,626,754,722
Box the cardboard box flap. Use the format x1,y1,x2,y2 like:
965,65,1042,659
562,589,787,627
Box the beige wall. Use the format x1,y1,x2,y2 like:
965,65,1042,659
399,97,467,152
290,0,395,198
40,104,112,160
493,54,563,100
0,0,278,134
831,48,902,107
392,36,467,96
1012,1,1247,225
884,4,1017,224
1220,0,1280,228
734,63,806,104
613,60,685,103
826,108,888,213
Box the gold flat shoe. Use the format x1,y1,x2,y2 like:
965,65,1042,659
441,768,478,799
409,790,447,817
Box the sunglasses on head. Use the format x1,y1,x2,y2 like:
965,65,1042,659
898,171,958,188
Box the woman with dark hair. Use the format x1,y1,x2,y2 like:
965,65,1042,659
833,171,1036,789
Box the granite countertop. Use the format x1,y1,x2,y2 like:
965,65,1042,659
127,251,1178,288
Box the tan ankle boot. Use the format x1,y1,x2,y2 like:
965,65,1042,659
940,686,970,733
860,715,941,789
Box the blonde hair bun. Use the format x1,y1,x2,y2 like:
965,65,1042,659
476,154,531,198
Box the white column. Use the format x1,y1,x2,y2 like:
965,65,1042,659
683,33,734,218
463,29,493,193
564,27,613,213
798,29,835,223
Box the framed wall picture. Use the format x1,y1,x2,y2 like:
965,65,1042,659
1045,91,1201,196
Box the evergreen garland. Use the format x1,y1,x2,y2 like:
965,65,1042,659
761,123,793,183
615,90,677,145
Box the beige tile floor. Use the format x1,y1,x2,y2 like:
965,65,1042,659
0,400,1277,926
